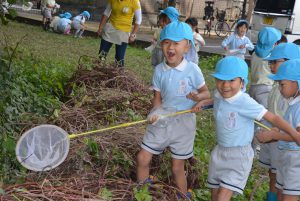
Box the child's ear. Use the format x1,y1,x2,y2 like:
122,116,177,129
184,40,191,53
240,79,245,89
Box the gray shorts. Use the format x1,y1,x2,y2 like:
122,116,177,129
42,7,52,19
258,142,279,173
141,113,196,159
207,144,254,194
72,21,82,30
276,149,300,195
249,84,272,108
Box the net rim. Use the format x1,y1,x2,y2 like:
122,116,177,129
16,124,70,172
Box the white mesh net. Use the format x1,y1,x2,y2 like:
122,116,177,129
16,125,70,171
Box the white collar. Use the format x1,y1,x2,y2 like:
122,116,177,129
215,90,243,103
235,34,245,40
288,95,300,105
162,59,188,72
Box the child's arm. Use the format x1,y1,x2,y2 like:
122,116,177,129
244,37,254,51
147,90,162,123
256,128,295,143
191,98,214,113
261,111,300,145
195,33,205,46
186,85,210,102
221,34,234,50
152,90,162,109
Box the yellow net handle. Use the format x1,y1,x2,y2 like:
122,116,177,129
68,107,271,139
68,109,192,139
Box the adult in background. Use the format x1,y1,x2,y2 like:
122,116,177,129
41,0,59,30
97,0,142,68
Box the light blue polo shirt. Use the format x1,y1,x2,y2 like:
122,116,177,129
152,59,205,111
214,90,267,147
278,96,300,150
221,33,254,58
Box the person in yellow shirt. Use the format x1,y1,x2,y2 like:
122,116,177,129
97,0,142,68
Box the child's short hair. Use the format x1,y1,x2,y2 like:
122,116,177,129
185,17,198,27
236,19,249,30
268,59,300,89
160,21,194,46
255,27,282,58
212,56,248,88
185,17,199,33
276,34,287,45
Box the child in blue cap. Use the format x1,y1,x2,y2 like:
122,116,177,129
256,59,300,201
258,43,300,201
57,12,72,35
221,20,254,59
72,11,90,38
185,17,205,65
136,21,210,199
193,56,299,201
150,6,179,67
249,27,284,108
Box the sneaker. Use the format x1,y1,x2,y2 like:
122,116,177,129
143,175,154,185
177,189,193,200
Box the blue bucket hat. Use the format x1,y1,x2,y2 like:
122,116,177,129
236,19,249,27
255,27,281,58
59,12,72,19
212,56,249,88
264,43,300,61
268,59,300,90
82,11,90,20
160,6,179,22
160,21,194,46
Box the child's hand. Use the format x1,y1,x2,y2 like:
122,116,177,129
238,44,246,49
186,91,200,102
151,39,157,45
256,130,275,143
147,114,160,124
191,102,205,113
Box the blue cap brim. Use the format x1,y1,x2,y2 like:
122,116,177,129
268,74,284,80
211,73,238,80
264,55,279,61
255,46,272,58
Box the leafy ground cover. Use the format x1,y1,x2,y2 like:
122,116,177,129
0,21,268,200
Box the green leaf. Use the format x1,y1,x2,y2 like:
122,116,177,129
134,186,152,201
0,15,9,25
7,0,17,4
7,9,17,19
0,188,5,195
98,188,112,201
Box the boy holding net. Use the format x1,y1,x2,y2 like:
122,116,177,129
192,56,300,201
136,21,210,199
